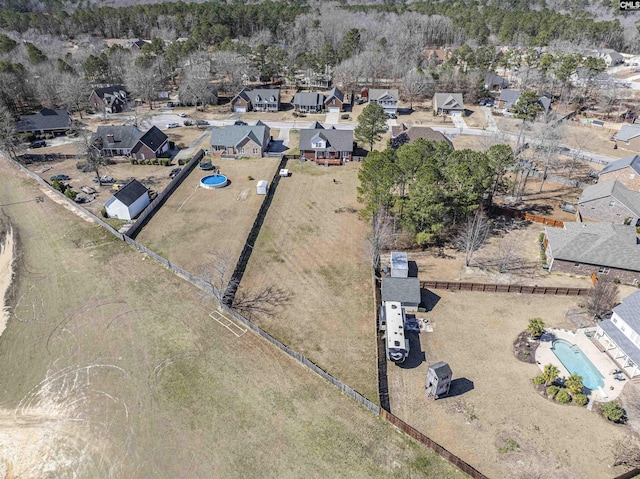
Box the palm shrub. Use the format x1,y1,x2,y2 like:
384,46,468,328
533,376,545,385
565,374,584,394
527,318,545,339
602,401,626,423
547,385,560,398
542,364,560,385
574,393,588,406
556,389,571,404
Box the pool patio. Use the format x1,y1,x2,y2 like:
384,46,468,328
535,327,628,402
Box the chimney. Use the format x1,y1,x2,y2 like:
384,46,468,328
107,133,114,143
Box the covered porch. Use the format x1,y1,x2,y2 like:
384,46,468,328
594,320,640,378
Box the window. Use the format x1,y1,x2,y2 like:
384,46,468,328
253,148,259,154
342,151,349,158
598,267,610,274
613,316,618,324
240,148,245,154
631,173,635,178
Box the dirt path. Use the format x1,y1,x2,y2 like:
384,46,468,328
0,227,14,338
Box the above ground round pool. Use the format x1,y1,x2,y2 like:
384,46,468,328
551,339,604,390
200,174,228,189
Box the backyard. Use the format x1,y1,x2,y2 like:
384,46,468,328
237,160,379,401
135,157,281,274
0,157,466,479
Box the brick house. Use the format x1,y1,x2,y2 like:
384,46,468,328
299,122,353,165
432,93,465,116
323,87,344,112
598,155,640,191
209,121,270,158
544,222,640,284
613,125,640,151
88,85,128,113
369,89,399,115
91,125,169,159
390,124,453,148
578,180,640,225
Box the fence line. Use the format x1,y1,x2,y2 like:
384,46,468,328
126,149,205,239
493,205,565,228
381,410,489,479
222,155,290,306
613,468,640,479
373,274,390,412
421,280,589,296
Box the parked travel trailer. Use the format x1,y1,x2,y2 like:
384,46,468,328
383,301,410,363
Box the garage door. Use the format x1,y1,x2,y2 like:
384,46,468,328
450,111,462,116
234,106,246,113
328,107,340,113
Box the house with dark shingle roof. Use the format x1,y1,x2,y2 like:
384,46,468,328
104,179,149,220
293,92,324,113
432,93,465,116
91,125,168,159
544,222,640,284
231,87,280,112
390,124,453,148
381,277,421,311
324,87,344,112
483,73,508,91
613,124,640,151
598,154,640,191
209,121,270,158
369,89,399,115
496,89,522,111
299,123,353,165
15,108,71,135
595,289,640,378
88,85,129,113
578,180,640,225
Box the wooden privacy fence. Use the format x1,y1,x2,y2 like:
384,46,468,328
422,280,589,296
614,468,640,479
493,206,564,228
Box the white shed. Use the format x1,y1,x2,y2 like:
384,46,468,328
256,180,268,195
104,179,149,220
426,362,452,399
390,252,409,278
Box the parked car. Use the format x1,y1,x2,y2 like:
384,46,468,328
178,112,188,118
356,97,367,104
92,175,114,183
166,122,180,129
30,140,46,148
234,120,247,126
196,120,210,126
169,167,182,178
387,113,397,119
167,101,175,107
50,174,70,181
478,100,486,106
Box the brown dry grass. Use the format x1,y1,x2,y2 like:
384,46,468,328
0,157,465,479
135,157,281,273
238,161,379,401
462,107,487,129
387,290,630,479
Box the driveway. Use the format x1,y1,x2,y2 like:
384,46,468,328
450,114,468,129
325,111,340,124
482,106,498,132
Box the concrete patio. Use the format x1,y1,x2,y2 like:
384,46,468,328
535,327,628,402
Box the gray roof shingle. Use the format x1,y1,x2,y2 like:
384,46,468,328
614,124,640,142
324,87,344,103
429,361,452,379
579,180,640,216
381,277,421,305
15,108,71,132
433,93,465,111
546,222,640,271
138,126,168,151
293,92,324,107
612,290,640,333
369,88,399,101
599,318,640,366
299,126,353,152
498,89,522,106
210,122,270,148
599,155,640,176
92,125,144,150
113,179,148,206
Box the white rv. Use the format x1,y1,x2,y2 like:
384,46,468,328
383,301,410,363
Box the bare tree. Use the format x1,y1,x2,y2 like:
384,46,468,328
402,68,432,110
76,127,108,186
529,120,565,193
125,62,162,110
179,54,215,110
59,74,91,119
611,435,640,468
0,103,20,161
582,278,619,319
210,51,257,94
368,210,393,272
455,208,491,267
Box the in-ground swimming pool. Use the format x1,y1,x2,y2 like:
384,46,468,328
200,174,228,189
551,339,604,390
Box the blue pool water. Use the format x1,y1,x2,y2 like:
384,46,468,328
200,174,228,189
551,339,604,390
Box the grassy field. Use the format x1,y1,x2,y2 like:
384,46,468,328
0,157,466,479
387,290,630,479
135,157,281,274
238,160,379,401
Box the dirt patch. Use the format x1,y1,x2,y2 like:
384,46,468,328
513,331,540,364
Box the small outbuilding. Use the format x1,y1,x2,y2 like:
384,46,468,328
256,180,268,195
426,362,452,399
390,252,409,278
104,179,149,220
381,277,421,311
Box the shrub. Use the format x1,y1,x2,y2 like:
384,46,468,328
527,318,545,339
546,385,560,398
18,132,35,143
556,389,571,404
602,401,626,423
248,175,254,180
565,374,584,394
538,232,545,243
498,439,520,453
533,375,545,385
178,159,185,166
160,159,169,166
183,120,194,126
64,188,76,199
574,393,588,406
130,159,137,164
100,207,108,218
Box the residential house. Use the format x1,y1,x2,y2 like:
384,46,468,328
598,154,640,190
612,125,640,151
293,92,324,113
495,89,522,110
15,108,71,136
323,87,344,112
88,85,129,114
369,89,399,115
302,70,332,89
91,125,169,159
129,39,148,51
594,289,640,378
483,72,508,91
432,93,465,116
596,49,625,67
421,48,448,66
544,222,640,284
570,67,612,88
104,179,149,220
390,124,453,148
578,180,640,225
230,87,280,112
299,122,353,165
209,121,270,158
381,277,421,312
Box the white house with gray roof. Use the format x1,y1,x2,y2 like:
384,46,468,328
368,89,399,114
433,93,465,116
544,222,640,283
209,121,270,158
230,88,280,112
613,124,640,151
595,289,640,378
578,180,640,225
299,123,353,165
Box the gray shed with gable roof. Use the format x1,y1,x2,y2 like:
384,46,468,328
426,362,452,398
